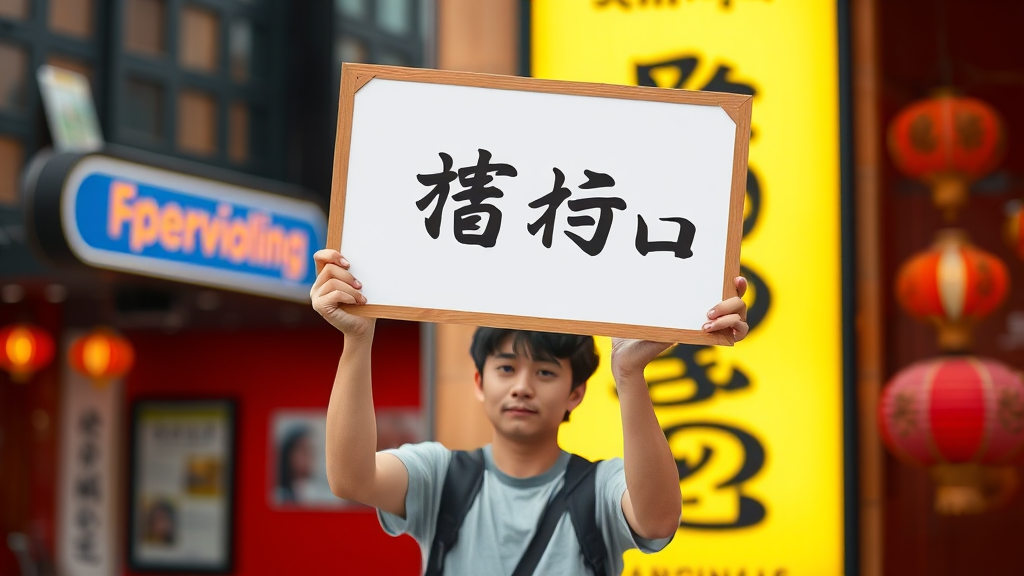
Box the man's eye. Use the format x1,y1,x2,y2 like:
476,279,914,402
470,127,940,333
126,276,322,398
538,370,557,378
497,365,514,373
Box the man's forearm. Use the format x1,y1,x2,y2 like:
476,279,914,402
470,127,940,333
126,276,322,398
616,371,682,538
325,328,378,499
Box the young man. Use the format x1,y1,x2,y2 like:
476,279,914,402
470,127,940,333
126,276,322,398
311,249,749,575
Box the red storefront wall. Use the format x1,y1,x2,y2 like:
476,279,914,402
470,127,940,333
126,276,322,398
122,320,422,576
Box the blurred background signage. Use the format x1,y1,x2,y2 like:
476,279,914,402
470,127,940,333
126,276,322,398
28,154,327,302
534,1,851,575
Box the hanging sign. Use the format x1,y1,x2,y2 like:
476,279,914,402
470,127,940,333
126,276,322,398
534,1,850,575
57,332,121,576
25,153,327,302
330,64,751,344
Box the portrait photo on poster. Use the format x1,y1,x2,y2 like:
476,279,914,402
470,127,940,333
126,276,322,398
269,408,423,509
128,399,235,573
328,64,750,345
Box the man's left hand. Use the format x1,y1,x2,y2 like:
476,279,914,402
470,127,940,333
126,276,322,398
703,276,749,342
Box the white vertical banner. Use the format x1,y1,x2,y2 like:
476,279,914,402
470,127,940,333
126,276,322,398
57,332,122,576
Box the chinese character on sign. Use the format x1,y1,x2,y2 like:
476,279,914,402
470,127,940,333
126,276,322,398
417,154,698,259
74,409,103,563
416,148,518,248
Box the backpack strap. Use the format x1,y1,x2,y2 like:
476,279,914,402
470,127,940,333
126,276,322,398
567,458,608,576
424,448,485,576
511,454,606,576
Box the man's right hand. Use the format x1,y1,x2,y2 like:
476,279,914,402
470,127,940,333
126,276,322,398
311,249,375,338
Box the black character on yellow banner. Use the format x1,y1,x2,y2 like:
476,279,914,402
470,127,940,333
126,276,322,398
528,168,627,256
663,422,767,529
416,149,518,248
636,56,755,96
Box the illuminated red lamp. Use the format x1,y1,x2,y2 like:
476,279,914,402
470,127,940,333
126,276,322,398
895,229,1009,351
880,356,1024,515
888,92,1005,219
69,328,135,387
0,324,55,383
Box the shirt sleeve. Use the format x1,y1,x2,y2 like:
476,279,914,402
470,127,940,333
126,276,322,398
376,441,451,544
595,458,675,556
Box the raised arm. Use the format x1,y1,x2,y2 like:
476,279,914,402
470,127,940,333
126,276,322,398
311,249,410,517
612,276,749,540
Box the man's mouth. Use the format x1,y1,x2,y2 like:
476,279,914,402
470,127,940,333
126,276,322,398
502,405,538,415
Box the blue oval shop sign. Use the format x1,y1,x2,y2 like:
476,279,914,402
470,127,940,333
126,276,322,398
58,156,326,301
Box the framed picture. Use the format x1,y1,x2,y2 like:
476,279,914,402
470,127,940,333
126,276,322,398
128,399,235,573
269,408,424,509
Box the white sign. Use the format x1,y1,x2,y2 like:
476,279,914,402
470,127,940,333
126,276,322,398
331,65,750,345
37,65,104,153
57,334,120,576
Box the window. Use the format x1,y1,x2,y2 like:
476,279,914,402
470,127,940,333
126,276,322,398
228,101,247,163
0,0,28,21
114,0,280,176
124,0,166,57
180,5,219,73
125,78,163,139
376,0,411,36
49,0,93,39
334,0,427,68
48,54,92,81
176,89,216,155
0,135,23,205
0,42,27,112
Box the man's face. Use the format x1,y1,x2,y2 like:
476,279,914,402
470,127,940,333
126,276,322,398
475,336,585,442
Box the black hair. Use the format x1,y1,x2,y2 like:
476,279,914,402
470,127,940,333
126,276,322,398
470,328,600,421
277,425,311,502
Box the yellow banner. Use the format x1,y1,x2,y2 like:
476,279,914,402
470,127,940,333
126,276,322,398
537,2,847,575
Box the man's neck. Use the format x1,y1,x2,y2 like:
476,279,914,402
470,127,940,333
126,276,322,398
489,433,563,479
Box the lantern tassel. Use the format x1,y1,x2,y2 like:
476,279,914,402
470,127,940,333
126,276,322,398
931,463,1019,515
931,175,968,221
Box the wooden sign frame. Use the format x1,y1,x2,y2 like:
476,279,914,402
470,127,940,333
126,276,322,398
328,63,751,345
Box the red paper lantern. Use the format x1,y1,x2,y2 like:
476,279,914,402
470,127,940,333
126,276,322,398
880,356,1024,514
1007,201,1024,260
0,324,55,383
895,229,1010,351
888,92,1006,219
69,328,134,387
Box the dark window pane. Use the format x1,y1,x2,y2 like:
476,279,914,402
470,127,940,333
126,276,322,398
378,49,411,67
376,0,410,36
124,0,165,57
335,37,366,64
49,0,93,38
0,42,27,112
0,0,29,20
177,89,216,156
249,24,269,80
335,0,365,19
180,4,219,73
250,106,267,162
125,78,163,138
0,135,23,205
228,101,247,163
229,19,251,83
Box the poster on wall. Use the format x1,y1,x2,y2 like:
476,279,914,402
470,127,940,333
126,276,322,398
128,400,235,573
532,1,851,575
269,408,424,509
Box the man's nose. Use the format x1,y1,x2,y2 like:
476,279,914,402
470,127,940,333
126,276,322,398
510,373,535,397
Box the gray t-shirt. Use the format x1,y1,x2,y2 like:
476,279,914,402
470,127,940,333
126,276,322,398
377,442,673,576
